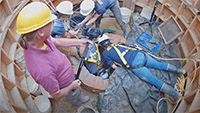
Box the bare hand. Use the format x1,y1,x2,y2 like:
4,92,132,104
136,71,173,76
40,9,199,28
72,79,81,90
69,30,79,35
77,23,83,28
79,38,93,48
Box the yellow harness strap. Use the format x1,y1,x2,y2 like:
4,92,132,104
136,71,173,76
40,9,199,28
115,44,137,51
85,44,102,69
110,44,131,68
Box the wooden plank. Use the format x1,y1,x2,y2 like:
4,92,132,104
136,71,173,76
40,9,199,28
10,87,28,110
176,99,188,113
2,29,16,58
0,75,13,112
123,0,132,8
7,0,21,11
0,2,10,27
123,0,136,13
1,49,12,78
3,0,12,15
188,89,200,112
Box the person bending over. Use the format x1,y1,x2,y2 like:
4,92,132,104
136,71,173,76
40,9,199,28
77,0,127,37
51,1,78,38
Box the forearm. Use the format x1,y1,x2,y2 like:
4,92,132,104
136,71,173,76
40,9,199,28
86,17,97,26
51,79,81,100
86,14,101,26
52,38,86,47
51,84,73,100
79,13,93,25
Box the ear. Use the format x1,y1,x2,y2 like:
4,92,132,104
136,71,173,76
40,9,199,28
37,28,45,37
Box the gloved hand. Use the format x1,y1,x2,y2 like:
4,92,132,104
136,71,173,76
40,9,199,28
72,79,81,90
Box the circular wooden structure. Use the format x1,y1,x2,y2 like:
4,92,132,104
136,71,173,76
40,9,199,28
0,0,200,112
58,33,126,94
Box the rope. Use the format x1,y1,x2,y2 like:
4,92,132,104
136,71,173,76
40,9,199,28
156,97,173,113
99,43,198,113
156,96,183,113
150,52,197,113
147,52,197,92
174,74,185,94
123,49,194,113
129,50,198,113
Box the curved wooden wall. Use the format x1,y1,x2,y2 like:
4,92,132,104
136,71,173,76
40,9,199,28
0,0,200,112
0,0,40,112
134,0,200,112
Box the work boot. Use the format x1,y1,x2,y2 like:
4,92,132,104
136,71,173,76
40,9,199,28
75,96,90,106
160,83,181,102
167,64,185,74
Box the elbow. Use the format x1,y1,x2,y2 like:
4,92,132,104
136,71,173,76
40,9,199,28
53,97,60,100
51,92,63,100
52,95,61,100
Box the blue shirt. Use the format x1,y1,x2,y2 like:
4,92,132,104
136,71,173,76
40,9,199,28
102,45,138,67
51,18,66,37
94,0,116,14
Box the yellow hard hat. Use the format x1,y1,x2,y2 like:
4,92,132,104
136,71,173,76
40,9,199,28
16,2,57,34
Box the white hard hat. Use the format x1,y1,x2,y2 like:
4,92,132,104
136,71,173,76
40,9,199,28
80,0,95,16
56,1,73,15
98,34,110,44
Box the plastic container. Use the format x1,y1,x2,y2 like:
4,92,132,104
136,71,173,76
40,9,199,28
15,47,26,71
34,95,52,113
76,105,98,113
27,76,41,96
40,85,52,98
120,7,131,24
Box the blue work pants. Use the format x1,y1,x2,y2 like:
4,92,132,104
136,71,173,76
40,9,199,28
131,52,168,90
96,0,126,35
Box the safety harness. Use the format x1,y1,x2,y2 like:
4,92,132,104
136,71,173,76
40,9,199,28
109,44,147,69
84,43,103,69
